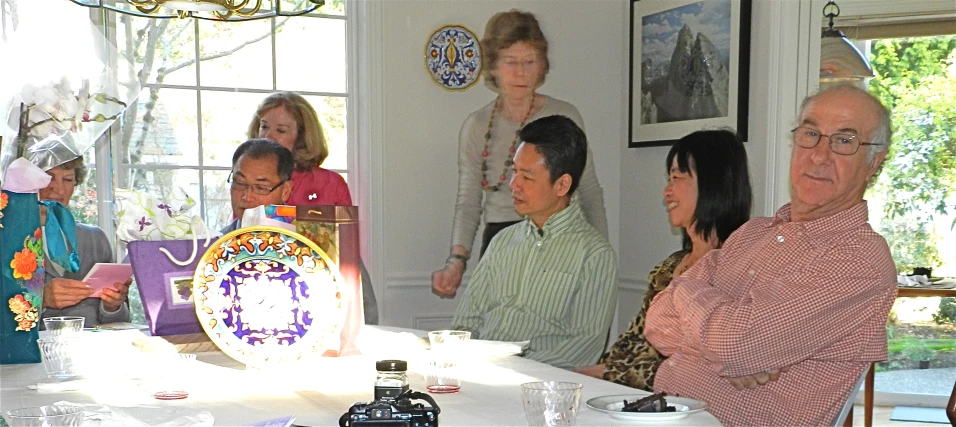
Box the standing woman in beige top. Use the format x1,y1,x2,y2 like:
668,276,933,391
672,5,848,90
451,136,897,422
431,10,608,298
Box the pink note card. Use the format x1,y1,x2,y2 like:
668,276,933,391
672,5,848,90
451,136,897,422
82,263,133,297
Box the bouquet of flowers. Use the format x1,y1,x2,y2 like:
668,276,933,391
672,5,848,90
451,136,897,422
0,15,139,178
15,77,126,155
3,77,129,173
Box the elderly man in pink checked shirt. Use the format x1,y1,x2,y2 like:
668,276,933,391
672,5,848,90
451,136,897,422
645,84,897,426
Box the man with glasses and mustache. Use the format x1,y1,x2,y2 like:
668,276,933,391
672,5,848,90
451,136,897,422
222,139,295,233
644,85,897,426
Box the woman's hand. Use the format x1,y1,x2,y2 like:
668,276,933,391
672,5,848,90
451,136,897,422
431,262,464,298
43,279,93,309
99,278,133,313
572,364,606,379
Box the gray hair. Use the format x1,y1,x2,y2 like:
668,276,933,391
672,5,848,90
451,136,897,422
797,84,892,165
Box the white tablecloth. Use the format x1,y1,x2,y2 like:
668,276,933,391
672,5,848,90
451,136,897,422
0,326,722,426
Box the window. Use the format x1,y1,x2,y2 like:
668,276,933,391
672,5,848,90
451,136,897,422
108,1,348,233
863,33,956,403
3,0,351,324
5,0,348,233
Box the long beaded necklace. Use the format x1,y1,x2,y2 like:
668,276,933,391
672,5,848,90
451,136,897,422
480,93,536,192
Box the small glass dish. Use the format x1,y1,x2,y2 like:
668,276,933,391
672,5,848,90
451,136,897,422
4,405,84,427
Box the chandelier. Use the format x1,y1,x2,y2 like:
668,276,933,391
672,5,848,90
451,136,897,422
819,0,875,83
68,0,327,21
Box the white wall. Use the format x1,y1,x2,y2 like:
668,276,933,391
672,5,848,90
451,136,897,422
368,0,816,332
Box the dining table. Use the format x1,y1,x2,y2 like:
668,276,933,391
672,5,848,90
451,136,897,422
0,325,723,426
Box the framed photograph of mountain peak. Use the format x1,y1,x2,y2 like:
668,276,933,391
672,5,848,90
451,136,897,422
629,0,751,148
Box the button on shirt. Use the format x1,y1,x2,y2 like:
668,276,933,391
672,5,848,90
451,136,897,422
645,202,897,426
451,199,618,369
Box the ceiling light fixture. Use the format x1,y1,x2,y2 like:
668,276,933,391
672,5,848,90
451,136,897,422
68,0,326,21
819,0,875,83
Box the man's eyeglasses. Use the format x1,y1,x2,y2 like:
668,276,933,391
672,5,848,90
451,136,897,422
227,172,286,195
791,126,883,156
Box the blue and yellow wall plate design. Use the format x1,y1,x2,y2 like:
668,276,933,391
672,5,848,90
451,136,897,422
425,25,482,91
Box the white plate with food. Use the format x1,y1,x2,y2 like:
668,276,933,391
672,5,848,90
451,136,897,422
586,393,709,422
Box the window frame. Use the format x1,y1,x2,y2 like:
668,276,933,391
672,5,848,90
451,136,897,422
75,6,354,248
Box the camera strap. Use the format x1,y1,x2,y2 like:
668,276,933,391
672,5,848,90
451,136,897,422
401,391,441,414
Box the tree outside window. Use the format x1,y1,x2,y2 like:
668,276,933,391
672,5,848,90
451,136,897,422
865,35,956,391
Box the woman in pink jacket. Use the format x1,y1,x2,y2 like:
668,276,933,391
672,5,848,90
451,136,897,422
246,91,351,206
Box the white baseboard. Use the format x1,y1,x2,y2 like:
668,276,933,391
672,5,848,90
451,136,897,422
388,273,646,290
619,276,646,291
411,315,455,332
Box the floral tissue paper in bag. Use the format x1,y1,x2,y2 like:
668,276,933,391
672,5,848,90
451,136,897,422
115,188,217,337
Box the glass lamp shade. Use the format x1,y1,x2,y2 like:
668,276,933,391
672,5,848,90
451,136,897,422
68,0,325,21
162,1,228,12
820,29,875,83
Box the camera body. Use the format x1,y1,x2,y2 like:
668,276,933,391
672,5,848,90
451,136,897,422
346,399,438,427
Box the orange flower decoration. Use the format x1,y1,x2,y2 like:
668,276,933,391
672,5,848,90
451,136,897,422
0,192,7,210
33,227,42,240
8,294,30,314
11,249,38,281
10,295,38,331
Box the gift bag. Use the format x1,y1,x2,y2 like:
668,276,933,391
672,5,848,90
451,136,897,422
127,239,212,337
115,188,215,337
0,190,44,364
296,205,362,356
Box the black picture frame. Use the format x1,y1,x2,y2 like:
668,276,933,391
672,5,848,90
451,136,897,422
628,0,751,148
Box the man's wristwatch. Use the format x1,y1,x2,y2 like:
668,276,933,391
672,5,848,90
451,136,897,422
446,253,468,269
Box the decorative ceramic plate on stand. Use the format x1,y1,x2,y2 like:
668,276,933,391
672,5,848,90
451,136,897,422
586,394,709,422
193,226,346,367
424,24,482,91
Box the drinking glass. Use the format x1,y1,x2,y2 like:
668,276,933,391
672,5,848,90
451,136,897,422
42,316,84,338
520,381,582,427
3,405,83,427
148,353,197,400
37,337,81,379
425,330,471,393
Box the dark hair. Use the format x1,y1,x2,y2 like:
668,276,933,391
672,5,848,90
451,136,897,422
666,129,752,249
518,115,587,195
232,138,294,182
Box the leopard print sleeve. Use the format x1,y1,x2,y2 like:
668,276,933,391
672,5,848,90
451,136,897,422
599,250,687,391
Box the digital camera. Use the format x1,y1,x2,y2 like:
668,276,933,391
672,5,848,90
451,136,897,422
340,390,440,427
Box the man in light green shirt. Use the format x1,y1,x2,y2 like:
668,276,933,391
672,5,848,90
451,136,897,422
451,115,618,370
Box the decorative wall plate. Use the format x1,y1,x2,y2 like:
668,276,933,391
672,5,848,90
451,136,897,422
193,226,346,367
424,25,482,91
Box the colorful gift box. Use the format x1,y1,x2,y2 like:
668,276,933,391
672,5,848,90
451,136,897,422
0,190,44,364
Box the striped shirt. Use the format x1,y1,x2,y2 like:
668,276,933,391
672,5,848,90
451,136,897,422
451,198,617,369
645,202,897,426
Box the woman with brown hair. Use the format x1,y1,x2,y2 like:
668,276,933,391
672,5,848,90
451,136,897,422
247,91,351,206
432,10,608,298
